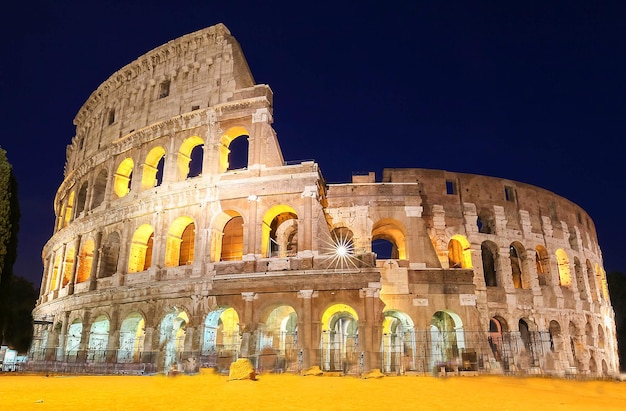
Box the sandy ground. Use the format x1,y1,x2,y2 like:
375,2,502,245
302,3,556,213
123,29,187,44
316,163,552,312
1,370,625,411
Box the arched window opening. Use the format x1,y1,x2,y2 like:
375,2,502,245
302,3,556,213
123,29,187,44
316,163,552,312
92,169,107,208
141,146,166,190
481,242,497,287
488,317,508,363
226,135,249,171
585,321,593,346
220,215,244,261
535,245,549,286
518,319,531,352
596,265,609,300
262,205,298,258
114,158,134,198
99,232,120,278
509,244,523,289
597,325,605,349
165,217,195,267
258,306,298,371
372,238,395,259
49,253,62,291
62,247,76,288
372,219,406,260
128,224,154,273
76,239,95,283
75,183,88,218
448,235,472,269
63,192,75,227
177,136,204,179
556,249,571,287
569,321,578,366
549,320,561,352
477,209,495,234
188,144,204,178
587,260,598,302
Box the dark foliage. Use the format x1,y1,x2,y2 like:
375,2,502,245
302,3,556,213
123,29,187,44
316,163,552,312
4,276,37,352
607,271,626,371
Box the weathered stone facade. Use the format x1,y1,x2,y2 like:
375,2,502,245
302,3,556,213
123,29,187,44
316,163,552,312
30,24,619,377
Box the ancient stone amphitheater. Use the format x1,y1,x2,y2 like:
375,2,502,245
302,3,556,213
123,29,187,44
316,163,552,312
29,23,619,377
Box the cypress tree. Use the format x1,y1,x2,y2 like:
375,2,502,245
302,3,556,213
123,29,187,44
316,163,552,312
0,146,20,346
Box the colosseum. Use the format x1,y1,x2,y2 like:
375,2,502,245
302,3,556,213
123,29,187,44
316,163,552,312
29,23,619,378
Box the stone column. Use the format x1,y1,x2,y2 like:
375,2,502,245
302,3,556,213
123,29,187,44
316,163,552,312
89,231,103,291
362,287,380,371
55,243,67,292
298,290,315,369
300,187,317,253
57,311,70,361
78,311,91,362
68,235,82,295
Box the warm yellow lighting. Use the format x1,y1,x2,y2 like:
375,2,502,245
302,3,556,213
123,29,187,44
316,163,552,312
114,158,134,197
372,218,407,259
141,146,165,189
556,249,571,287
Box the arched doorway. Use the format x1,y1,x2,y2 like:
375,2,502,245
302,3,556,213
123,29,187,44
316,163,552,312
87,315,109,363
117,313,145,363
65,318,83,361
430,310,465,372
382,310,416,373
258,305,298,372
320,304,359,372
202,307,240,369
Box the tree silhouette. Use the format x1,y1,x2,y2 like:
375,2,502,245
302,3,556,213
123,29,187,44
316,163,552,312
607,271,626,371
0,146,20,347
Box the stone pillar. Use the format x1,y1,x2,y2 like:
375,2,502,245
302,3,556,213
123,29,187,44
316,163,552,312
58,311,70,361
240,292,257,358
68,235,82,295
78,311,91,362
300,187,317,253
55,243,67,292
246,196,259,257
298,290,315,369
89,231,103,291
362,287,380,371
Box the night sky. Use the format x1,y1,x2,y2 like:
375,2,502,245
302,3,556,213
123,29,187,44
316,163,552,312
2,1,625,288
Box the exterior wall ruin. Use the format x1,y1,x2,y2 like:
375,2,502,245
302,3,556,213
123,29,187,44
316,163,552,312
30,23,619,378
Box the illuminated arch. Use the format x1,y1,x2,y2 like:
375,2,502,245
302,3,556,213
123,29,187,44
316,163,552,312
62,246,76,287
127,224,154,273
118,312,145,363
76,238,95,283
178,136,204,179
65,318,83,358
164,216,195,267
535,245,550,286
75,182,88,217
321,304,359,372
202,307,240,357
556,249,571,286
448,234,472,268
509,241,526,289
430,310,465,369
259,305,298,360
219,212,244,261
63,191,75,227
595,264,608,300
114,158,134,198
382,310,417,373
87,315,110,363
219,126,249,173
49,252,62,292
262,204,298,258
372,218,406,260
141,146,166,189
159,308,190,373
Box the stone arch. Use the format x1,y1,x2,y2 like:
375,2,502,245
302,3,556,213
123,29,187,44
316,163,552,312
118,312,145,363
568,321,579,367
372,218,407,260
320,304,359,372
219,126,249,173
158,308,189,373
257,305,298,371
76,238,95,283
62,246,76,288
488,316,508,363
75,181,88,218
556,249,571,287
430,310,465,371
262,204,298,258
63,191,75,227
595,264,608,300
585,320,594,346
177,136,204,179
589,353,597,374
99,232,120,278
201,307,240,366
49,252,62,291
586,260,598,301
113,157,134,198
128,224,154,273
448,234,472,269
382,310,417,373
509,241,526,289
87,315,110,363
574,257,586,299
597,324,605,349
91,169,108,208
477,207,495,234
211,210,244,262
549,320,562,352
164,216,196,267
535,245,550,286
141,146,166,189
481,240,498,287
65,317,83,359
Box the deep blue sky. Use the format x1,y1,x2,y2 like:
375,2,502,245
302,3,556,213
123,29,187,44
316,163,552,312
2,1,625,288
